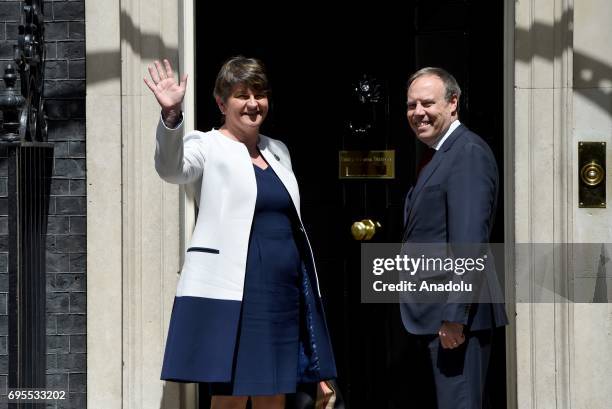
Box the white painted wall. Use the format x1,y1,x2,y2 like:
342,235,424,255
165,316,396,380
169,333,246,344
571,0,612,408
87,0,196,407
514,0,612,408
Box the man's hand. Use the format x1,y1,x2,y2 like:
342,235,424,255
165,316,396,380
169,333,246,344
143,59,188,126
438,321,465,349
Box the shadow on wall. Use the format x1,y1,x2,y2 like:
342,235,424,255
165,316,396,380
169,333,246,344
89,7,612,114
0,10,180,90
86,10,180,86
515,6,612,113
1,8,610,113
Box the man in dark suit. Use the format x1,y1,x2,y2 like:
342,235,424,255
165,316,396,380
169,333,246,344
401,67,507,409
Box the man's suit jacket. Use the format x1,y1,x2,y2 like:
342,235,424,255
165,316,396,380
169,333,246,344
401,123,508,335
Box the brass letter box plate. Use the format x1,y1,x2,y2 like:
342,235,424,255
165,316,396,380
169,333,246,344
339,150,395,179
578,142,606,208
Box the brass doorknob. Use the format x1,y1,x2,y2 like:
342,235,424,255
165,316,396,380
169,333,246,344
351,219,382,241
580,161,605,186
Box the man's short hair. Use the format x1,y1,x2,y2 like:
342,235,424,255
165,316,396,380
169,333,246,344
408,67,462,102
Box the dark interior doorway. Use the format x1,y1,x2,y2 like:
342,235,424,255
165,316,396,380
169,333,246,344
195,1,506,408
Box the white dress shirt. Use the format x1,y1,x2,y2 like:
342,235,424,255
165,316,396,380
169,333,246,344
432,119,461,150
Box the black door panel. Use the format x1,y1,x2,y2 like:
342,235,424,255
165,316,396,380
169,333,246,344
195,1,505,408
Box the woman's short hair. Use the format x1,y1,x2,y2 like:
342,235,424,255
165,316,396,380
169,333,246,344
407,67,461,102
213,56,270,102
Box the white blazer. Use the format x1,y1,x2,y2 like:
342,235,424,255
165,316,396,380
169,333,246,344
155,118,320,302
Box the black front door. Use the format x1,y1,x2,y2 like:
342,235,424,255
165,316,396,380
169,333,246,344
196,1,505,408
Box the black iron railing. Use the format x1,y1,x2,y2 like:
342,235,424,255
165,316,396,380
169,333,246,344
1,0,47,142
0,1,52,405
6,144,52,403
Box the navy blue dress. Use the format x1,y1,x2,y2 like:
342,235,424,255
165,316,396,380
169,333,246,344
209,164,302,396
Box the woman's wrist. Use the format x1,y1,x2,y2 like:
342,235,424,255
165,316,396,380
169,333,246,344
161,107,182,128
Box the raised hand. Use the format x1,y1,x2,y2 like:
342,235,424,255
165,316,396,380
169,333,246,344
144,59,188,125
